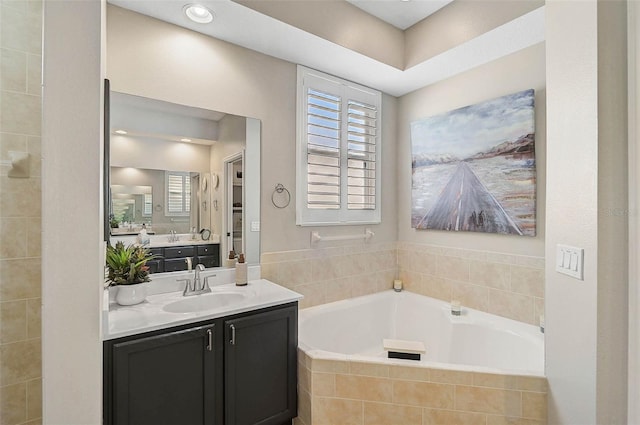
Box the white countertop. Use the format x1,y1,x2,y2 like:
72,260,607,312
110,233,221,248
103,279,303,340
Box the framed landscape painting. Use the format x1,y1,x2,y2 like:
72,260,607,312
410,89,536,236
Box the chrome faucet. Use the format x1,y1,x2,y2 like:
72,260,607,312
168,230,179,243
179,264,213,296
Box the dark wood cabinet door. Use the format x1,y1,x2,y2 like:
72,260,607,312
108,324,218,425
224,305,297,425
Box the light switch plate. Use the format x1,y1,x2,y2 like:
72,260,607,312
556,244,584,280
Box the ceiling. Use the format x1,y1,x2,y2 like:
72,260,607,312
345,0,454,29
107,0,545,97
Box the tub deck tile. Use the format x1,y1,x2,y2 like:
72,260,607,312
392,380,455,409
422,408,486,425
363,401,422,425
312,397,363,425
349,360,390,378
389,364,431,382
429,369,475,385
312,372,336,397
335,374,392,402
455,385,522,416
486,415,546,425
521,391,547,420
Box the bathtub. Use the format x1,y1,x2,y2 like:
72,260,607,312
296,290,547,425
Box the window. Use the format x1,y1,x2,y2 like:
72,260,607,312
296,66,381,226
143,193,152,217
165,171,191,216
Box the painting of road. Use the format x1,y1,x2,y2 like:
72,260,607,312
411,89,536,236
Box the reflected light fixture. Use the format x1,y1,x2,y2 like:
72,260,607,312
180,138,192,142
184,4,214,24
115,130,127,135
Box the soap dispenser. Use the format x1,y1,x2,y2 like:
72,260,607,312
224,250,236,268
235,253,248,286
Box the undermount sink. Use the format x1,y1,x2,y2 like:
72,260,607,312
163,291,249,314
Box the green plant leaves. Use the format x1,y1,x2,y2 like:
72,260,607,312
105,241,156,286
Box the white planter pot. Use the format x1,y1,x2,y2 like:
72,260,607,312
115,283,148,306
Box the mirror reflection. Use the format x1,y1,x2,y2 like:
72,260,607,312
108,91,261,270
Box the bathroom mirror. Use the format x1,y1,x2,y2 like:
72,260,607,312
107,91,261,266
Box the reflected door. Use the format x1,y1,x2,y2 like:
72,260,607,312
225,152,244,256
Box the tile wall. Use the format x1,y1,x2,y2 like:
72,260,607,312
397,243,545,326
0,0,43,424
296,351,547,425
260,242,397,309
262,241,544,326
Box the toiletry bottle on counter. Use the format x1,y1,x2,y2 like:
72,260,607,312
224,250,236,268
137,225,150,245
235,253,248,286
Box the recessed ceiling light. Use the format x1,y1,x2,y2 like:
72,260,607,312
115,130,127,135
180,138,192,142
183,4,214,24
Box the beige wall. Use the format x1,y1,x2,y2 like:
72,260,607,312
405,1,544,69
110,134,212,172
236,0,404,69
545,0,628,423
106,5,399,255
0,0,43,423
41,0,104,422
394,43,546,326
398,42,546,257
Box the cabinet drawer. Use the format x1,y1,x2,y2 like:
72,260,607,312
197,244,219,256
149,248,163,257
164,258,190,272
146,259,163,274
197,255,219,269
164,246,195,259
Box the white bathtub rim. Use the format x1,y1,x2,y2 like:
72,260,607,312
298,289,545,378
298,345,546,378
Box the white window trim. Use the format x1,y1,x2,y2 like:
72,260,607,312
296,65,382,226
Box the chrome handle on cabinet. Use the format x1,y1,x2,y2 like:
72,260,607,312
230,324,236,345
206,329,213,351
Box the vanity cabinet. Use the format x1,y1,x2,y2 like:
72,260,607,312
146,248,164,274
103,324,220,425
224,307,297,425
148,243,220,273
197,244,221,269
103,302,297,425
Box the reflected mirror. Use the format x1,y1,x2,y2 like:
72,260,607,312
107,91,260,271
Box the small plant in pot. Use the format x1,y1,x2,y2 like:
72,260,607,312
106,241,155,306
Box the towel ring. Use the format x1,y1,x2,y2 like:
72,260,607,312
271,183,291,209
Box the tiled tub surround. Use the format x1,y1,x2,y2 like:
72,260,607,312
398,243,545,326
260,242,397,309
296,354,547,425
295,291,546,425
262,242,544,326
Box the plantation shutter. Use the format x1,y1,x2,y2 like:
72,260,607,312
297,66,381,226
306,89,341,209
143,193,152,216
347,100,377,210
166,171,190,215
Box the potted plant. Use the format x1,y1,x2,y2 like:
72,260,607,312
106,241,155,306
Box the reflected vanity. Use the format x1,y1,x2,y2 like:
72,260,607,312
106,90,261,273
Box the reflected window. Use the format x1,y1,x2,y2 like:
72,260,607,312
166,171,191,216
143,193,152,216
